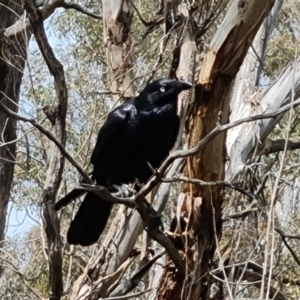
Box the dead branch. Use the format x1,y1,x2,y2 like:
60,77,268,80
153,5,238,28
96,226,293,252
280,236,300,267
4,0,101,40
275,228,300,240
162,176,256,199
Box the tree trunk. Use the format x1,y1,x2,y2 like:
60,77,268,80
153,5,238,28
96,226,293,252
157,0,275,299
0,0,28,277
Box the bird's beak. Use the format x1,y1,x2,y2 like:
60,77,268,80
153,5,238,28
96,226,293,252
173,80,193,93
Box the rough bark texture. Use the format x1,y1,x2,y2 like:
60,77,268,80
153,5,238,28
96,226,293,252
0,0,28,277
157,0,275,299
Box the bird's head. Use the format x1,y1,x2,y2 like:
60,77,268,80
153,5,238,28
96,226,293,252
137,78,192,108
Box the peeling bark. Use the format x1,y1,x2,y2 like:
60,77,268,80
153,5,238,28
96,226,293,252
157,0,275,299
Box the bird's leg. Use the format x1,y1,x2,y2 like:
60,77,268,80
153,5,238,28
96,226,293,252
110,184,136,198
143,201,164,232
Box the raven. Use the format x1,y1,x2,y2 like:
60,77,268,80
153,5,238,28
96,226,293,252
56,78,192,246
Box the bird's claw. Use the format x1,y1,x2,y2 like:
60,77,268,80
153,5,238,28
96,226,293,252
111,184,136,198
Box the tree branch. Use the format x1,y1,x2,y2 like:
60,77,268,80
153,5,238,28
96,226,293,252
162,176,256,200
3,0,101,40
259,137,300,155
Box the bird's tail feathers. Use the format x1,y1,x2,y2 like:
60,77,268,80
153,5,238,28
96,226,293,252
67,192,113,246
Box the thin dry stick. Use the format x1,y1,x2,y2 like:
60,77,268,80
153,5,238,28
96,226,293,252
211,190,234,300
261,65,296,299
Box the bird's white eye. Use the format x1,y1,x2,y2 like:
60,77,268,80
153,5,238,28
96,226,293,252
160,87,165,92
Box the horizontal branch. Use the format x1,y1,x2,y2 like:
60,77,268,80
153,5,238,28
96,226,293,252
223,207,258,221
162,176,256,199
259,137,300,155
4,0,101,40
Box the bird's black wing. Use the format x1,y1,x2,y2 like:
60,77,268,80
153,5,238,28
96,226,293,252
90,102,134,173
54,102,134,211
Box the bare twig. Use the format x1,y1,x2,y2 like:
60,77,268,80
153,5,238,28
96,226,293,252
162,176,256,199
275,228,300,239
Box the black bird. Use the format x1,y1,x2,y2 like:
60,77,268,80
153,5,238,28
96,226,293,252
55,78,192,246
